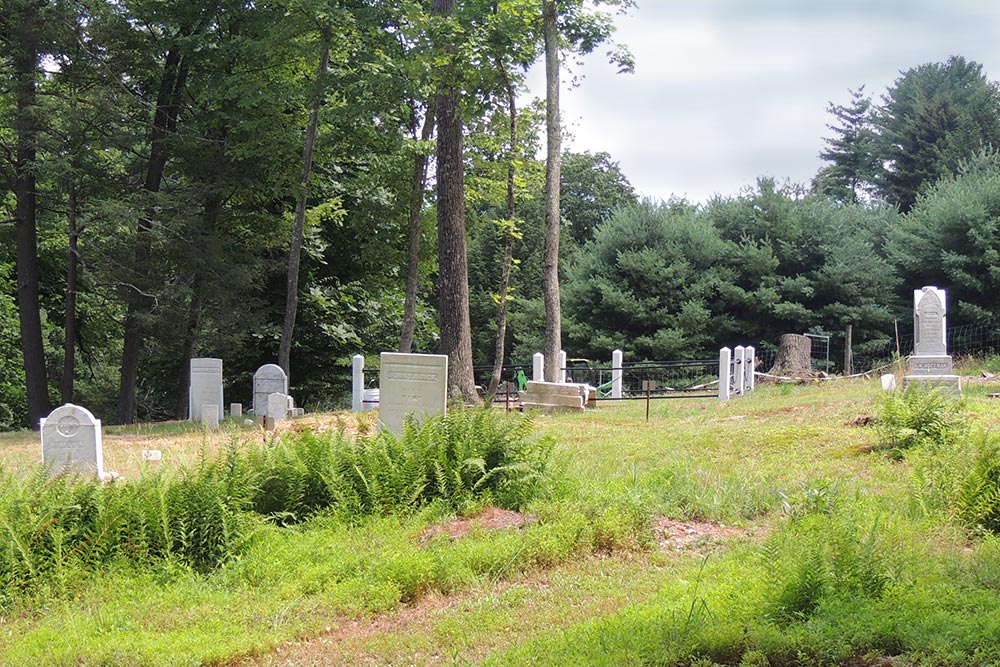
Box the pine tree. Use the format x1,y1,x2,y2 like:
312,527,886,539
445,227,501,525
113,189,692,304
814,87,877,204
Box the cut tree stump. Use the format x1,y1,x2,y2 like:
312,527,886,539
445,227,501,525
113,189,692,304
769,333,813,377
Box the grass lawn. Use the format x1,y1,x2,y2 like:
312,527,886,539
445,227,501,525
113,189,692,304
3,377,1000,665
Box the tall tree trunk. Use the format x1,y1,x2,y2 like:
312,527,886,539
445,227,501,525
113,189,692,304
542,0,563,382
174,270,204,420
116,45,188,424
432,0,479,403
61,180,79,404
278,33,330,377
12,3,51,427
399,102,435,353
486,51,519,399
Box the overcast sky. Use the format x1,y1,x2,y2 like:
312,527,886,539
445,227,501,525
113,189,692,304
525,0,1000,204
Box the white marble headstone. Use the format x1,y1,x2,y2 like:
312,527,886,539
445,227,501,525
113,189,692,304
253,364,288,417
378,352,448,435
40,404,104,478
189,358,224,423
267,392,289,424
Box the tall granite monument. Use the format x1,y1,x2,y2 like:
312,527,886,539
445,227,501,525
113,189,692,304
904,286,961,394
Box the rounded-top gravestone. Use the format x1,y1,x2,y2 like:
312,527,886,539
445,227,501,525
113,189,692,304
40,404,105,478
254,364,288,417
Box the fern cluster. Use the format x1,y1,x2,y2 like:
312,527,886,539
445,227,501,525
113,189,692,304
0,408,553,608
875,384,964,457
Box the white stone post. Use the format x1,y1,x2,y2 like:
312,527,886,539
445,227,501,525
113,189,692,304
352,354,364,412
745,346,756,392
612,349,623,399
559,350,568,382
533,352,544,382
733,346,745,396
719,347,732,401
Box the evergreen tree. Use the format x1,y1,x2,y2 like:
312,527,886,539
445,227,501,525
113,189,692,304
813,86,878,204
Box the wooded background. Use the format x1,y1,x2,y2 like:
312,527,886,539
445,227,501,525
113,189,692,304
4,0,1000,429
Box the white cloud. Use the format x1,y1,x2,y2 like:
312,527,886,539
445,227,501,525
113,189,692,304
524,0,1000,203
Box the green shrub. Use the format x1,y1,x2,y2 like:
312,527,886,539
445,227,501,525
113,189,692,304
875,384,964,456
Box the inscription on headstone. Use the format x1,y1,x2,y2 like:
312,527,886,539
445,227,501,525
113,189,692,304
253,364,288,417
189,358,224,423
40,404,104,478
378,352,448,435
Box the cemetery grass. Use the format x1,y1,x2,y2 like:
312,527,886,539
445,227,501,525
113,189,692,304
4,380,1000,664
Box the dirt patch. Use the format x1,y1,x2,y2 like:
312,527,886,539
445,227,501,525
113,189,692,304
653,518,759,552
418,506,539,544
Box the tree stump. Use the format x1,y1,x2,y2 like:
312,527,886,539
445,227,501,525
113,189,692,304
768,334,813,377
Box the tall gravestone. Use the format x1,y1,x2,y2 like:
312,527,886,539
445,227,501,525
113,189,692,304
904,286,961,393
40,404,105,478
189,358,224,423
378,352,448,436
253,364,288,417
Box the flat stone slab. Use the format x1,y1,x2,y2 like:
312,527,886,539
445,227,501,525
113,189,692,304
520,381,588,412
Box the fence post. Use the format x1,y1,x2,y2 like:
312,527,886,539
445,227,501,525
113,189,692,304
746,345,756,392
719,347,732,401
612,349,623,399
352,354,364,412
533,352,544,382
733,346,745,396
559,350,567,382
844,325,853,375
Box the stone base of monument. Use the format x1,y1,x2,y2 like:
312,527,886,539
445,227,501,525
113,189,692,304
904,354,962,395
903,374,962,395
519,381,591,413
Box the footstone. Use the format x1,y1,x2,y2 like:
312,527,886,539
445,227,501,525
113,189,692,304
378,352,448,436
881,374,897,392
40,404,105,478
230,403,242,419
202,404,220,430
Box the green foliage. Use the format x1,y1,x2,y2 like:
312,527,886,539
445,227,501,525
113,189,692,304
887,148,1000,324
875,384,964,456
954,441,1000,534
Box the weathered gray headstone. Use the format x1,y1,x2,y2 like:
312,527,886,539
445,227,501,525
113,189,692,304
202,404,220,430
905,286,961,393
378,352,448,435
253,364,288,417
230,403,242,419
189,358,224,423
267,392,289,424
40,404,104,478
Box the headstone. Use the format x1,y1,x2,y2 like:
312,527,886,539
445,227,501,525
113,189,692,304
378,352,448,435
141,449,162,462
904,286,961,394
267,392,289,424
189,358,224,423
253,364,288,417
40,404,104,478
230,403,242,419
202,404,220,430
519,381,586,412
880,374,897,392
